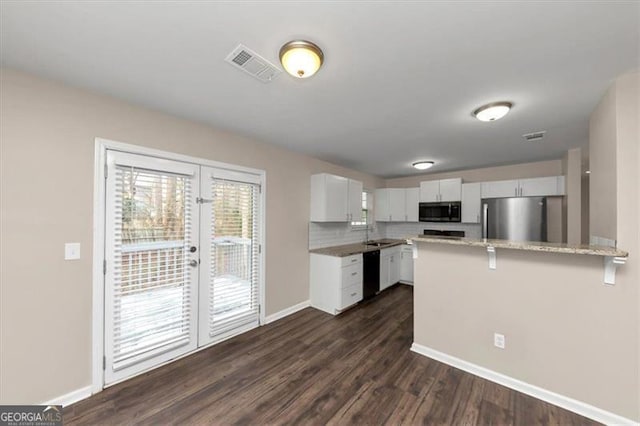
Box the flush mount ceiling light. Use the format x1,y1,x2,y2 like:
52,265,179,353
412,161,435,170
473,101,513,122
279,40,324,78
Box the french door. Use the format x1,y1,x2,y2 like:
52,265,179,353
198,167,261,346
103,151,262,385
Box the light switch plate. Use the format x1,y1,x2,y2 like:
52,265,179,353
65,243,81,260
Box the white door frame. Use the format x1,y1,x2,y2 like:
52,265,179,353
92,137,266,394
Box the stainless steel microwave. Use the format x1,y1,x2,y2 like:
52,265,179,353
419,201,462,222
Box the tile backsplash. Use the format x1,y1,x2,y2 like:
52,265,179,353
309,221,481,249
309,222,385,250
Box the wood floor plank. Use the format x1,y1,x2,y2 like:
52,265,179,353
64,285,601,426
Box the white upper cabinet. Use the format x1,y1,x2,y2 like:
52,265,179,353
375,187,419,222
310,173,363,222
439,178,463,202
461,182,481,223
420,178,462,202
481,179,519,198
419,180,440,202
519,176,565,197
388,189,406,221
348,179,364,220
405,188,419,222
481,176,566,199
374,188,390,222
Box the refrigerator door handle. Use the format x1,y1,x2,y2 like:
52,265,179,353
482,203,489,239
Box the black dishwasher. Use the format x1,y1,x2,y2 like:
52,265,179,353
363,250,380,299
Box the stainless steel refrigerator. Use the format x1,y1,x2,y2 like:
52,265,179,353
482,197,547,242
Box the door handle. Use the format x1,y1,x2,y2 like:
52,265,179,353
189,260,199,267
351,272,357,276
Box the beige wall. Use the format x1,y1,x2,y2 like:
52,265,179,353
413,72,639,421
413,242,638,421
563,148,582,244
384,159,563,188
0,69,384,404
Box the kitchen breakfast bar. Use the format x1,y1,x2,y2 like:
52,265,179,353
409,236,635,423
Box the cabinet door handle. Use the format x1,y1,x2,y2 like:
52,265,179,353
351,272,357,276
351,292,357,297
389,215,391,221
351,259,358,263
515,187,518,197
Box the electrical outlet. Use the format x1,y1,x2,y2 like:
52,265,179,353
64,243,81,260
494,333,505,349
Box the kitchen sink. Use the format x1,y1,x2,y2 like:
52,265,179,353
364,240,396,247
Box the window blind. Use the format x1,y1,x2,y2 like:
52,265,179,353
110,166,193,371
207,178,260,337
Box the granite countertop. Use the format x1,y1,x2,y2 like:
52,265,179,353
411,236,628,257
309,239,408,257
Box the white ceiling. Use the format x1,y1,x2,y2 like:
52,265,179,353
1,1,638,177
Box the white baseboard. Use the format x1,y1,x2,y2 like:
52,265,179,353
42,385,92,407
264,300,310,324
410,343,638,426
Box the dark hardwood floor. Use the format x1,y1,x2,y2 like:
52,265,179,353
65,285,599,425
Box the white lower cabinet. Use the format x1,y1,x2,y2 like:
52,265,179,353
310,253,363,315
399,245,414,284
380,246,401,291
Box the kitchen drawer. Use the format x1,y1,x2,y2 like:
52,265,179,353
339,283,362,310
381,246,401,257
341,263,362,288
341,254,362,267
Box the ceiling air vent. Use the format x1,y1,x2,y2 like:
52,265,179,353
522,131,547,142
225,44,281,83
